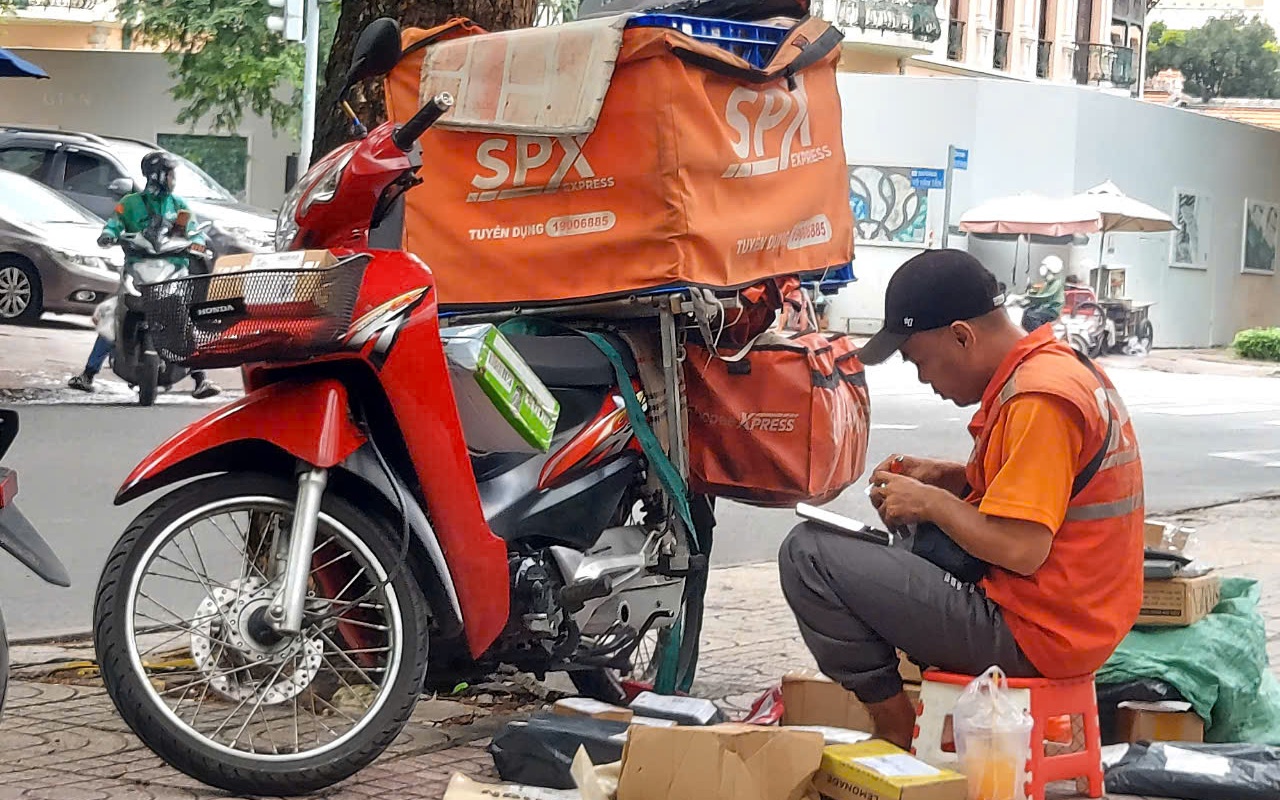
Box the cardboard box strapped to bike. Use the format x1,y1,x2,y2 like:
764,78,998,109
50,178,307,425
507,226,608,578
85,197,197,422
382,13,853,307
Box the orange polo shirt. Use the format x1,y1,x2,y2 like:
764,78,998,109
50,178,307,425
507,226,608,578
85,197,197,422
966,329,1144,677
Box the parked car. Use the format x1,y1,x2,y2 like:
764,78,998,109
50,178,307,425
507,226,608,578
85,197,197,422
0,127,275,258
0,168,121,324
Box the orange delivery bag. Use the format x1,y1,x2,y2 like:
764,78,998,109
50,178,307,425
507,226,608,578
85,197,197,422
382,14,853,307
684,288,871,507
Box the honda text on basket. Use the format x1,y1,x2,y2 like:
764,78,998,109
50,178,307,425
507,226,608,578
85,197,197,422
90,8,870,795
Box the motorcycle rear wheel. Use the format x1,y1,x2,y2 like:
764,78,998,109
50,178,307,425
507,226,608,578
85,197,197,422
570,625,672,704
93,473,430,795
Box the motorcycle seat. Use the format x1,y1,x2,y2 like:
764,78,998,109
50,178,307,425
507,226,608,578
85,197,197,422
505,333,638,388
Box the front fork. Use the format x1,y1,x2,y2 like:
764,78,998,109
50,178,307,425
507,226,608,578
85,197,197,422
268,466,328,636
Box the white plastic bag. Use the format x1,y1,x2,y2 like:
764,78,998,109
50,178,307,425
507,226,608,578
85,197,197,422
952,666,1034,800
92,297,118,343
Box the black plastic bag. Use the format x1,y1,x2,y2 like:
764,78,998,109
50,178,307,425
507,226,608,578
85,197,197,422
1105,741,1280,800
908,521,990,584
489,712,630,789
1097,679,1185,745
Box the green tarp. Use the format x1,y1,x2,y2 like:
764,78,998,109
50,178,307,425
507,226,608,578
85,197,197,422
1099,577,1280,744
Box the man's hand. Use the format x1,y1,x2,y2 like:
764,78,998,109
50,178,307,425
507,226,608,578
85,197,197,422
869,471,946,528
870,454,969,497
870,468,1054,575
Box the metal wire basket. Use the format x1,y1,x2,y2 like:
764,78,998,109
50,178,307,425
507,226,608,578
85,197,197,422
139,254,369,370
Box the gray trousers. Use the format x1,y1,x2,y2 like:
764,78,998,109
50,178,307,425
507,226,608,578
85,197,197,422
779,522,1039,704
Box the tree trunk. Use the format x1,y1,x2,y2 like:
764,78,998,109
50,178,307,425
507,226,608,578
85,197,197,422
313,0,536,163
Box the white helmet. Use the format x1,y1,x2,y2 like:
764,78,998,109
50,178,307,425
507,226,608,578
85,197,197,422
1040,255,1065,276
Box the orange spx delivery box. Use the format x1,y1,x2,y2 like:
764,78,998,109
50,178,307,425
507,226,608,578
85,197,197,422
383,15,854,307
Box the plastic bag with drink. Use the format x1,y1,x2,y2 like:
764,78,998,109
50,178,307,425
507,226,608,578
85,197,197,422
953,666,1034,800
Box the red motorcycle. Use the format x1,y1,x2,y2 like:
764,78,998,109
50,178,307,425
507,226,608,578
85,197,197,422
92,19,711,795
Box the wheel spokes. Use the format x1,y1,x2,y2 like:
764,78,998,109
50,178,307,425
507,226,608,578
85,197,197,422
124,500,402,760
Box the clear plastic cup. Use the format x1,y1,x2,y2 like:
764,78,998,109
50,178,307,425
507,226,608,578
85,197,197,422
954,718,1032,800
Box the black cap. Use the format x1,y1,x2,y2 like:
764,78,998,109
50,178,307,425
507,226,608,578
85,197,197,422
858,249,1006,365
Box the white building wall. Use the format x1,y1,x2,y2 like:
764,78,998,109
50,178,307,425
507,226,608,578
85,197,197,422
831,73,1280,346
0,49,292,210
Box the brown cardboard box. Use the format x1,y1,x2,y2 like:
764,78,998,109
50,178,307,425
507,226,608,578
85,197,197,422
553,697,634,723
1143,521,1195,554
617,723,824,800
1138,573,1221,626
782,673,920,733
815,740,966,800
207,249,340,303
1116,701,1205,743
898,651,923,685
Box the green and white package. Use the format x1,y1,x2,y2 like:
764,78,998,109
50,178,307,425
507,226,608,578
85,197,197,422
441,324,560,453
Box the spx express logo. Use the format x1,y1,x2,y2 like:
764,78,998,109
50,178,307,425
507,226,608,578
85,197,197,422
467,135,615,203
723,75,834,179
739,412,799,432
698,409,800,433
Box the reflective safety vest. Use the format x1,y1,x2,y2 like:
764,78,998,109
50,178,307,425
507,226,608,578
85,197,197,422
966,328,1145,677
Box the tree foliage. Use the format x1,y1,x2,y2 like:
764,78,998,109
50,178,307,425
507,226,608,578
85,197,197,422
1145,22,1184,78
119,0,337,137
312,0,537,159
1147,15,1280,100
116,0,542,159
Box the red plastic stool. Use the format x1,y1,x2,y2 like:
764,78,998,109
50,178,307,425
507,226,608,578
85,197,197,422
910,669,1103,800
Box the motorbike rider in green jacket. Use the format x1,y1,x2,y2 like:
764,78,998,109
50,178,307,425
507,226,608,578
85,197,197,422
68,151,220,399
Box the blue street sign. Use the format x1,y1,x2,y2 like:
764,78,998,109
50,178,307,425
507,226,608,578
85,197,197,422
910,168,945,190
952,148,969,170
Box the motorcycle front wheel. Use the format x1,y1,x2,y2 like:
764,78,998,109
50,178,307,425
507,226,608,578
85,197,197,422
138,351,160,407
93,473,430,795
0,605,8,719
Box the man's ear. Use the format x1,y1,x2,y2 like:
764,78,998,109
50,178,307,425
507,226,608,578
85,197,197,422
951,321,977,350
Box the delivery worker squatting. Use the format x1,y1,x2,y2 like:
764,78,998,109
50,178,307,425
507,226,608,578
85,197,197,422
780,249,1145,748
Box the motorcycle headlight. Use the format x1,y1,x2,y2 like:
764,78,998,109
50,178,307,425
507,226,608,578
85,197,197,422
276,144,357,250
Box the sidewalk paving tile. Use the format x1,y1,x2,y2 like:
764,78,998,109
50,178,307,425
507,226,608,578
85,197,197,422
2,498,1276,798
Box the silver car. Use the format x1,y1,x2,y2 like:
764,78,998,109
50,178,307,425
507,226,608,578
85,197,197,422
0,168,121,324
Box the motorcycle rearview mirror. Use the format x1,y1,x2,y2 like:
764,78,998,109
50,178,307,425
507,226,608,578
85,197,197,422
343,18,402,93
108,177,134,197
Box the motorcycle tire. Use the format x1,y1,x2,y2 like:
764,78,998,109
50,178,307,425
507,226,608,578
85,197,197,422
93,473,431,796
0,605,8,719
1136,319,1154,353
138,352,160,407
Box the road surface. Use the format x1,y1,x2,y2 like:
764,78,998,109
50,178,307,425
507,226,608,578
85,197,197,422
4,357,1280,639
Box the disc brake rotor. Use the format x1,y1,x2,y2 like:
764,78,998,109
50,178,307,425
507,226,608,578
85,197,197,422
190,576,324,704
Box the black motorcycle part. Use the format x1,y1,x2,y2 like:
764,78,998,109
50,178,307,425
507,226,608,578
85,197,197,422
559,574,613,615
511,553,559,629
138,351,161,406
503,333,638,387
0,498,71,586
481,451,641,549
0,409,15,460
